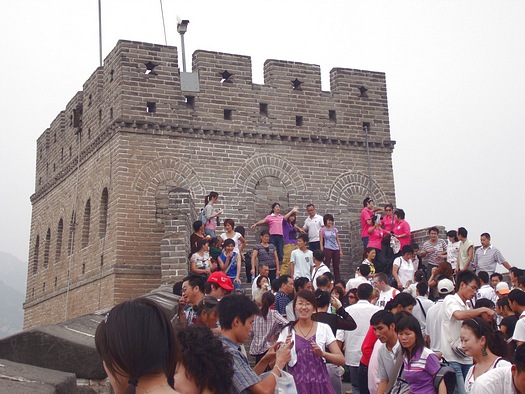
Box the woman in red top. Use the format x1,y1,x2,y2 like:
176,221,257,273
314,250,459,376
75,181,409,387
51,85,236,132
392,208,411,255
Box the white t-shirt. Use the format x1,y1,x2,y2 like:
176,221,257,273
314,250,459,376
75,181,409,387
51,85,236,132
512,311,525,342
220,232,243,254
336,301,380,366
290,248,314,279
426,299,445,353
464,357,512,393
303,214,324,243
376,287,399,309
476,284,497,303
393,256,415,289
441,293,473,364
311,263,330,290
413,296,435,337
345,276,369,293
470,366,516,394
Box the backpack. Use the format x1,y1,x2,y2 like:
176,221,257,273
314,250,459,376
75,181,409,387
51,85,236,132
434,358,456,394
199,207,208,224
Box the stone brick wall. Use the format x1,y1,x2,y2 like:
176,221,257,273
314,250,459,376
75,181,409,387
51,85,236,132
25,40,397,328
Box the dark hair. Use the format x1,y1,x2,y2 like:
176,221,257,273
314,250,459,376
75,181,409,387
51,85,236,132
270,278,281,293
456,270,480,292
478,271,489,284
306,204,315,210
363,197,372,207
260,291,275,319
314,289,331,308
428,227,439,234
256,275,269,289
358,263,371,277
394,208,405,220
204,192,219,205
334,279,346,288
234,226,246,237
183,275,205,294
519,275,525,288
287,212,297,223
271,202,280,213
331,286,345,302
323,214,334,226
297,233,309,244
196,238,209,250
491,272,503,281
446,230,459,242
316,275,329,288
416,282,428,297
176,325,233,394
313,249,325,262
362,247,376,260
384,203,393,210
394,311,411,324
509,288,525,306
462,317,509,359
475,298,495,310
217,294,260,330
209,237,220,247
496,296,511,310
480,232,491,240
457,227,468,238
510,267,524,277
260,229,270,237
279,275,292,289
223,218,235,229
401,245,413,255
294,277,310,292
292,290,318,321
414,270,426,283
396,315,425,360
370,310,395,327
95,298,177,392
323,271,335,281
222,238,235,248
515,344,525,373
193,220,203,232
357,283,374,300
386,293,416,311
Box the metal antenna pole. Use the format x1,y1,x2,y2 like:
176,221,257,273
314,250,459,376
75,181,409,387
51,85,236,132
98,0,103,66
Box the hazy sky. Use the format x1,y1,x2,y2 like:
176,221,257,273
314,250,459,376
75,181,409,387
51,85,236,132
1,0,523,271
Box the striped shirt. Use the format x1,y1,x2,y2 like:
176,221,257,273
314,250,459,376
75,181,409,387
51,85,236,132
403,347,441,394
249,310,289,355
474,245,507,275
220,335,260,393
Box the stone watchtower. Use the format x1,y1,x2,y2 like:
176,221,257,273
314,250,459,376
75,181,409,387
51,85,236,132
24,40,396,328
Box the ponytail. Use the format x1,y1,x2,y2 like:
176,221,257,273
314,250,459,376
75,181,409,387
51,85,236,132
205,192,219,206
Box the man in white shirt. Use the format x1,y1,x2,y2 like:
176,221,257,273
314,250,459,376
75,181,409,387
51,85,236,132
311,249,331,290
290,234,314,279
373,272,399,309
346,264,371,293
471,343,525,393
303,204,324,251
509,289,525,346
412,282,434,337
441,270,495,394
426,278,454,356
476,271,497,303
337,283,380,394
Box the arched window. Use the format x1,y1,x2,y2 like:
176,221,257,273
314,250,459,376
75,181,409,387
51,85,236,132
32,235,40,274
68,211,76,256
43,228,51,268
99,188,109,238
55,218,63,262
82,199,91,248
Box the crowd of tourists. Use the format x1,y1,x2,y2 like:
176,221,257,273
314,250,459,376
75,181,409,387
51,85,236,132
94,192,525,394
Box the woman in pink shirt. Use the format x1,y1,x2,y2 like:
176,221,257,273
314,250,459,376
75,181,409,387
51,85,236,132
251,203,298,266
392,208,411,255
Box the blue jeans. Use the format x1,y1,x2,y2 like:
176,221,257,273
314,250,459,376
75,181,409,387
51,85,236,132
448,361,472,394
362,236,369,249
204,228,215,237
270,234,284,263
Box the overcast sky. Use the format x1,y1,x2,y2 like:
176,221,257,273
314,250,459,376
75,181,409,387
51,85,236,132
1,0,523,272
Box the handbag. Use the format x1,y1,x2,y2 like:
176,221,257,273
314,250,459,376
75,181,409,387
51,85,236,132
390,236,401,254
265,368,298,394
